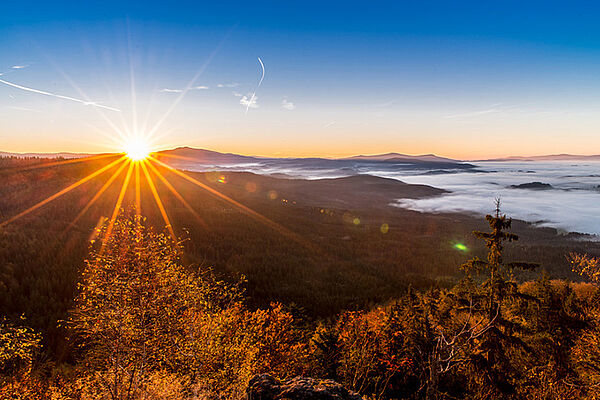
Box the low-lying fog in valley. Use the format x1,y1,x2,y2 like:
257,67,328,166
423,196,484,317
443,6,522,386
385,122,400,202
181,159,600,236
394,161,600,236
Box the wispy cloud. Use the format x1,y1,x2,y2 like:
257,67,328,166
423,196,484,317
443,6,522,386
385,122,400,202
8,105,42,113
0,63,31,77
323,121,336,128
444,103,507,119
373,99,396,108
159,88,184,93
0,78,121,112
444,109,499,119
217,82,239,88
240,94,258,109
282,99,295,110
233,91,258,108
159,85,209,93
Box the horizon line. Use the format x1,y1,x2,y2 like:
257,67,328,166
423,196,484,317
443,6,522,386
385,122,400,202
3,146,600,162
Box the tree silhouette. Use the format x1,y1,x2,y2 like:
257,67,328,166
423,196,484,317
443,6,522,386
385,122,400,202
459,199,538,395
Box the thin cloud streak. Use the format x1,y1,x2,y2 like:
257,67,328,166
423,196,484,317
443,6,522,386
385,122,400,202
8,106,42,113
443,103,517,119
444,108,499,119
159,88,184,93
159,85,209,93
0,78,121,112
373,99,396,108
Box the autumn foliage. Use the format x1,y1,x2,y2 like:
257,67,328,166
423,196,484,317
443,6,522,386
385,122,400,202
1,209,600,399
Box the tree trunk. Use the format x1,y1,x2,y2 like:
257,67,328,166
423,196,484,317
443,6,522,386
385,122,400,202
426,354,440,400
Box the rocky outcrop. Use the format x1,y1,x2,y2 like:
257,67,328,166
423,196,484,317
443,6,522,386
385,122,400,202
246,374,364,400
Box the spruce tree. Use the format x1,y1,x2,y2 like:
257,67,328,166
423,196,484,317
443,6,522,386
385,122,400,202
459,199,538,396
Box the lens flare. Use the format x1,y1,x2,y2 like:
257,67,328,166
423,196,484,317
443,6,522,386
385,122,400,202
453,243,468,252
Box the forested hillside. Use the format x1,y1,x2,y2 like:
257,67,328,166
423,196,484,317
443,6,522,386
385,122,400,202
2,156,600,399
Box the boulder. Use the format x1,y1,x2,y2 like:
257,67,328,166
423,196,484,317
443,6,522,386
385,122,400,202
247,374,364,400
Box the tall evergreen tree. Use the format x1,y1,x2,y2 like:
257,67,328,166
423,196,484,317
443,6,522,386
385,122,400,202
459,200,538,396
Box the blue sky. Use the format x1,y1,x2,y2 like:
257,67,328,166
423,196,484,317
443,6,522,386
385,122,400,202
1,1,600,158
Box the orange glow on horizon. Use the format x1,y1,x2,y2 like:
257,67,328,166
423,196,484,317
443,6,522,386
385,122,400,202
9,142,600,162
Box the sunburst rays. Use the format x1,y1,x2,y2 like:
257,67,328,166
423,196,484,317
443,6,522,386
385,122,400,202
0,156,127,228
148,156,310,247
144,159,208,230
139,160,175,239
101,160,135,251
0,27,310,250
0,150,309,252
67,159,131,230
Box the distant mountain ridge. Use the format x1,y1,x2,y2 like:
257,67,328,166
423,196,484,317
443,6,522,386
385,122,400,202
158,147,463,164
477,154,600,162
343,152,458,163
156,147,259,164
0,151,92,159
152,147,477,177
155,147,475,170
6,146,598,163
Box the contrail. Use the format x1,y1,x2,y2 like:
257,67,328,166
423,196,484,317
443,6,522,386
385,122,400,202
0,78,121,112
257,57,265,87
245,57,265,114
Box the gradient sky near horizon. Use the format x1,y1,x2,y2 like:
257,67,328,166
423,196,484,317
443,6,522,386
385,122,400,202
1,1,600,159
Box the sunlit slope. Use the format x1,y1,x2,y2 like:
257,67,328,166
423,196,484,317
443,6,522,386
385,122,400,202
0,155,595,339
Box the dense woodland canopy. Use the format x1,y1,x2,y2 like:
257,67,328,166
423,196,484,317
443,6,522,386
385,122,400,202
1,156,600,399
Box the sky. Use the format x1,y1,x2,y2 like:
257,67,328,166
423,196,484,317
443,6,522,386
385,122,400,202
1,1,600,159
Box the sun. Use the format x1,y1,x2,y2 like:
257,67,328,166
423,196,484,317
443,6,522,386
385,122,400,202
124,139,151,161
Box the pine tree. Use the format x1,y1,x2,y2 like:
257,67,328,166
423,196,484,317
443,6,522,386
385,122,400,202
459,199,538,396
